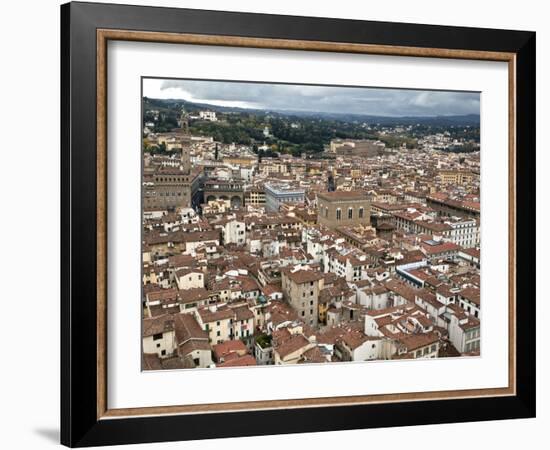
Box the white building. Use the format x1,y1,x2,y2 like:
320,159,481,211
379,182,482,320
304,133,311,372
199,110,217,122
447,307,481,353
336,331,391,361
142,315,176,359
174,268,205,290
222,219,246,246
446,218,480,248
355,284,391,309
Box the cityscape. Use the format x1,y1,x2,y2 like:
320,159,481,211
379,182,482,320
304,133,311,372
141,79,481,370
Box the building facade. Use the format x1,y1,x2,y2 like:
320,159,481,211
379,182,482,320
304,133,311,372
265,183,305,212
317,190,371,228
143,142,202,210
281,269,325,327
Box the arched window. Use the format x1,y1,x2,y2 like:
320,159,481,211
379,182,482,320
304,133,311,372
359,207,364,218
348,208,353,219
336,208,342,220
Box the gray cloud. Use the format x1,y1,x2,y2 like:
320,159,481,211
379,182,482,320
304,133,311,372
147,78,479,117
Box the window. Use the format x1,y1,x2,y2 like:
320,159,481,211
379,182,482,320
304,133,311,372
336,208,342,220
348,207,353,219
216,331,221,337
359,207,364,218
152,333,163,341
216,321,220,326
161,350,166,356
301,311,305,316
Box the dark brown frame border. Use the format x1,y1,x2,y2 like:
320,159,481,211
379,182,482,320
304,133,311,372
62,2,535,446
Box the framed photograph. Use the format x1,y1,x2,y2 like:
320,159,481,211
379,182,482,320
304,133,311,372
61,1,536,447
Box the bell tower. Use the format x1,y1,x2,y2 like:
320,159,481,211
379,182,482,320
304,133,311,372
181,139,191,174
179,108,189,134
327,169,335,192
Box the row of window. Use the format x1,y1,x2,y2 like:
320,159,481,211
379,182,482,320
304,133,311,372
334,207,365,220
156,177,187,182
466,328,480,340
464,339,480,352
415,344,437,358
151,191,188,197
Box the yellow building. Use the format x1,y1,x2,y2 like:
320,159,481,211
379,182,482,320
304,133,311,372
439,170,476,185
223,156,256,167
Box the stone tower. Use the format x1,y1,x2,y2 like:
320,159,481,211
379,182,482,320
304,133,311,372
327,170,335,192
181,137,191,174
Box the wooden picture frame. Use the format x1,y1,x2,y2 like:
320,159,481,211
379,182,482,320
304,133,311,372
61,1,536,447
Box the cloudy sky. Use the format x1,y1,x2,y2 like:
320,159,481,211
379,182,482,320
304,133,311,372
143,78,479,117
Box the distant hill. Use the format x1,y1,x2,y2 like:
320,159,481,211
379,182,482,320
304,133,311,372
143,97,480,127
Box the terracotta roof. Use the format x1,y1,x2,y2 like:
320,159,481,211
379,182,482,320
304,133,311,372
142,353,162,370
231,305,254,321
397,331,440,352
173,313,208,344
196,305,234,323
275,334,312,359
384,279,418,302
178,339,211,356
283,269,324,284
146,288,179,303
416,290,445,310
461,248,480,258
212,340,248,360
178,287,211,304
459,315,480,331
339,330,370,350
217,354,257,367
421,241,460,254
459,287,480,306
142,314,174,337
300,346,329,363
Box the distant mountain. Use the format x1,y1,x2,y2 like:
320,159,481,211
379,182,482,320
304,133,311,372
143,97,480,127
